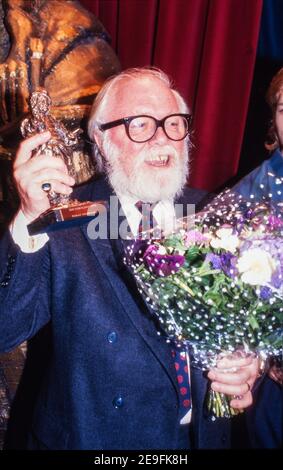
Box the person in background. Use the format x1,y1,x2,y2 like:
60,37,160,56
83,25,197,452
0,67,259,450
233,68,283,449
234,68,283,202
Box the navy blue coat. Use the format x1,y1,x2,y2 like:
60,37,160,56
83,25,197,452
245,376,282,448
0,178,230,449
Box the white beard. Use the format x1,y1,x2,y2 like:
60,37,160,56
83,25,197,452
102,137,189,203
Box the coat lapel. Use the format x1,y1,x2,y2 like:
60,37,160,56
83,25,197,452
80,222,179,395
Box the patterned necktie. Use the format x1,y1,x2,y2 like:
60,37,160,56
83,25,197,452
171,348,191,424
135,201,158,234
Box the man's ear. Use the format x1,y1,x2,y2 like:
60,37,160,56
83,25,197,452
93,129,103,152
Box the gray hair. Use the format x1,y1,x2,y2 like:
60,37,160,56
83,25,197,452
88,67,190,172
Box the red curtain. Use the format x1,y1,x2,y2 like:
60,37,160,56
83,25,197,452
81,0,262,191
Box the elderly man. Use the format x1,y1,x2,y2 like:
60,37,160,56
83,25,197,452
0,68,259,450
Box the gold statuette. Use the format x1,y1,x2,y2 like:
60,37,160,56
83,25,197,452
21,89,106,235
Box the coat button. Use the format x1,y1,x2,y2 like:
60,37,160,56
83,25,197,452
113,396,124,408
107,331,117,343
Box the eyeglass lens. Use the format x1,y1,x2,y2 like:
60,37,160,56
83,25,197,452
128,115,188,142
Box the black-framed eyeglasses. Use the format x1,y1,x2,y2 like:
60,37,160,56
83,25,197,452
98,113,192,143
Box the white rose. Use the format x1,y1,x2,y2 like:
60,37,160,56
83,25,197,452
210,227,240,253
237,248,276,285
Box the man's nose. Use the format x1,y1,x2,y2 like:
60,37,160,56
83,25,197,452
150,124,168,144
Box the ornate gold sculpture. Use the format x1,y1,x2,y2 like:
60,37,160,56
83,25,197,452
21,89,81,206
22,89,107,235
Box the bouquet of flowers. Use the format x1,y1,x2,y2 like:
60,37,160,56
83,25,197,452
124,191,283,418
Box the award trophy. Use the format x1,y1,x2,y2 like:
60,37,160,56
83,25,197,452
21,89,106,235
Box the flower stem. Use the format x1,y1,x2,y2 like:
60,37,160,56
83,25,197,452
207,389,244,418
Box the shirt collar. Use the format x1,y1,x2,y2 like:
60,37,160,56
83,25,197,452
116,192,176,236
270,149,283,177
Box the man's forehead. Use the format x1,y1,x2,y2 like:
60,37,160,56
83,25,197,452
113,76,172,99
109,76,177,114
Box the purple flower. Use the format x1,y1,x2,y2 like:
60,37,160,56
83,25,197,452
271,269,283,289
124,239,150,264
220,253,238,277
143,245,185,277
206,252,238,278
268,215,283,229
205,253,222,270
259,286,273,300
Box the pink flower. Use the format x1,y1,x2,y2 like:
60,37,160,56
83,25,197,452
184,230,210,247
